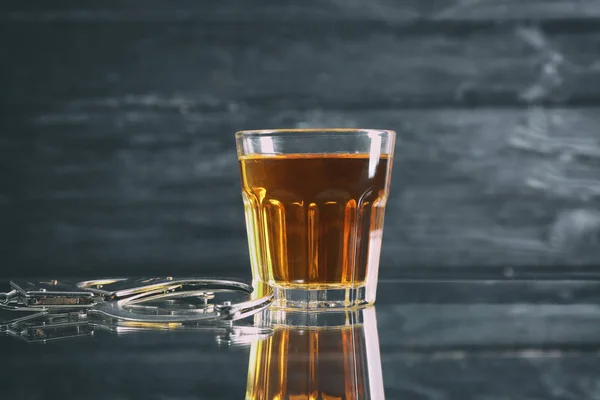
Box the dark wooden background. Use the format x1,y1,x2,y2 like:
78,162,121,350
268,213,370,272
1,0,600,279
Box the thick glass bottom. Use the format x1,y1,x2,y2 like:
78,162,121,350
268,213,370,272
271,286,372,310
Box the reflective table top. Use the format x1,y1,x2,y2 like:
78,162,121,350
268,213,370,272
2,278,600,399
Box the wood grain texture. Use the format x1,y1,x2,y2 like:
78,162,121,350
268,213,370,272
1,2,599,276
2,20,600,108
3,0,600,21
2,107,599,276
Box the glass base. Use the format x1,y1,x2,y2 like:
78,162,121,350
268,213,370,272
271,285,372,310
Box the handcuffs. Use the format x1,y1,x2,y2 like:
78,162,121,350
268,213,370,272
0,277,274,344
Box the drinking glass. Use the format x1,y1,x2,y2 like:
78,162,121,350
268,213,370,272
236,129,395,309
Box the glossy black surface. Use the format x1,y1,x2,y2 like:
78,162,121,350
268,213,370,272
2,278,600,399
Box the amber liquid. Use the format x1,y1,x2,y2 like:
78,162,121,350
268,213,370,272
246,325,369,400
239,154,392,288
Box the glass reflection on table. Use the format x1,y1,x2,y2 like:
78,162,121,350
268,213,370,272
246,306,384,400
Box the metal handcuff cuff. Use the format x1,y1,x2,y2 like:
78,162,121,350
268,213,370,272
0,277,274,344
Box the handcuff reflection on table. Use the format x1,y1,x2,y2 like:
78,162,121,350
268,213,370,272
0,277,274,345
1,277,385,399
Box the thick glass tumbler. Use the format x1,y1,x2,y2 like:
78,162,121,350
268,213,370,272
236,129,395,309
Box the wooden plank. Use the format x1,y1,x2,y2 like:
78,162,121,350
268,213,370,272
1,107,599,276
1,21,600,109
3,0,600,22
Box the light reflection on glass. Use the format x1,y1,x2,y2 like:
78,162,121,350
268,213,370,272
245,306,384,400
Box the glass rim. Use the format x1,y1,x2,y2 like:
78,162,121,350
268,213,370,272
235,128,395,138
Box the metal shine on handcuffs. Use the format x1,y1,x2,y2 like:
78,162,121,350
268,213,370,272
0,277,273,344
